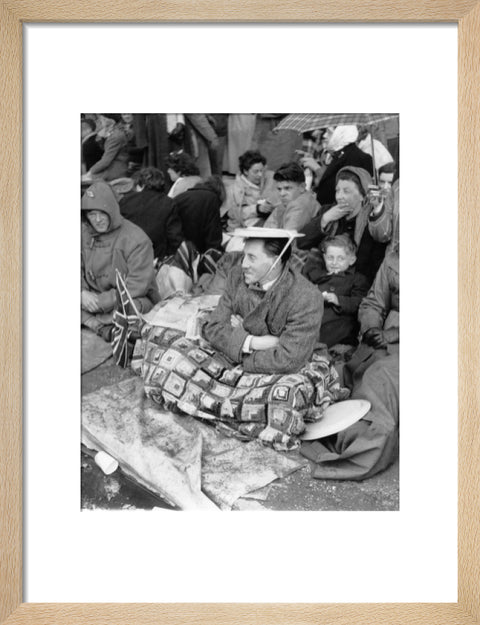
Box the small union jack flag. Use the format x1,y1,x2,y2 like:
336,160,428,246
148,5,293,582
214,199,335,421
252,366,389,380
111,270,144,368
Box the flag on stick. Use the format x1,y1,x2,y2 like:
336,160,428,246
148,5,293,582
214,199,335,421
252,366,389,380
112,270,144,368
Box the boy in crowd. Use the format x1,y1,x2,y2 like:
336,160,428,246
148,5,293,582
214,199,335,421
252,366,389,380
264,162,320,232
302,234,369,347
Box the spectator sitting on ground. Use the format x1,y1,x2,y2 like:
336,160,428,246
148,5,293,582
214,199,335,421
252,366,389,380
166,152,202,199
302,234,369,347
225,149,281,231
119,167,184,261
298,166,388,285
264,161,320,232
81,181,160,341
173,175,226,254
203,228,323,374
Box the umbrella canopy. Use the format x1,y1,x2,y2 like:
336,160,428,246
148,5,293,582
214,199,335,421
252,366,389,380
274,113,398,134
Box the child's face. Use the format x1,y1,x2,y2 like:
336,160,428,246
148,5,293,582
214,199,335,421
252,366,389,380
276,180,304,206
323,245,355,274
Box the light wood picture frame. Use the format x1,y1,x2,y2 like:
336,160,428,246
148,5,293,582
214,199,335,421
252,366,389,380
1,1,478,623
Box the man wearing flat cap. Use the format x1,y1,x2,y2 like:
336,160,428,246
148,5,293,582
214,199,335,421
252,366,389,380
203,227,323,374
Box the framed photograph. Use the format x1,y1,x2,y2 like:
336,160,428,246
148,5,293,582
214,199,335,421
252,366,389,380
1,2,478,624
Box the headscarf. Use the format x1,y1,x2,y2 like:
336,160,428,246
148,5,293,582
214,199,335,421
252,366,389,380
326,125,359,153
336,166,373,196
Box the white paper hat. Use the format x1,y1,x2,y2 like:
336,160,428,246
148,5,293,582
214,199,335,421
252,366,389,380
233,227,304,239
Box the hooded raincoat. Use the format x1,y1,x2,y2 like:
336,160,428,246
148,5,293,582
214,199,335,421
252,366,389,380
81,182,160,325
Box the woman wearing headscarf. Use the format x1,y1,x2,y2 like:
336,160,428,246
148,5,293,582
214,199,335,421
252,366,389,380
301,125,374,206
297,166,387,284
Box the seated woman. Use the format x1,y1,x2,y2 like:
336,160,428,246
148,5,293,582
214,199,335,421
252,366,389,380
81,181,160,341
166,152,202,199
203,228,323,374
224,150,281,231
297,166,388,285
119,167,184,261
302,234,369,347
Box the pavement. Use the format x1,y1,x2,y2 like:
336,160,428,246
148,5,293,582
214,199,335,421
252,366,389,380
81,358,399,512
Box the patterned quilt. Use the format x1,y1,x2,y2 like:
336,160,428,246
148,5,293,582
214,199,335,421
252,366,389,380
132,325,349,451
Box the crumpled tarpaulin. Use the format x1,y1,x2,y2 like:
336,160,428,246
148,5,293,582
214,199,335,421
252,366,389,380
82,377,306,510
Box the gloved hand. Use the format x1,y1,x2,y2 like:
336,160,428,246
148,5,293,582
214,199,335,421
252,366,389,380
363,327,399,348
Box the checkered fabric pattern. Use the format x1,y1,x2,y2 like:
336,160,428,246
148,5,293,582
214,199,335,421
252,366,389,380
132,326,349,451
275,113,399,134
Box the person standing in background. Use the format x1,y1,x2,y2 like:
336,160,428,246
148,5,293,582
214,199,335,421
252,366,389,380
224,114,256,175
184,114,220,179
207,114,229,174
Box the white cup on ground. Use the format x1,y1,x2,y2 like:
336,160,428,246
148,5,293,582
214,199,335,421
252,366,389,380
94,451,119,475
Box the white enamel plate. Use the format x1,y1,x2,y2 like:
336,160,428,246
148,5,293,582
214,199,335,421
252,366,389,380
300,399,372,440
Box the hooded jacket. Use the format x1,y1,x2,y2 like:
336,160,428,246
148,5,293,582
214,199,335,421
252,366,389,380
81,182,160,316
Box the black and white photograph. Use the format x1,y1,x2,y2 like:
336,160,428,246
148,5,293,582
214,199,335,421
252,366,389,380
80,112,400,512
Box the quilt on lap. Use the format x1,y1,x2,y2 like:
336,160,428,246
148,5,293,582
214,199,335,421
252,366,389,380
132,325,349,451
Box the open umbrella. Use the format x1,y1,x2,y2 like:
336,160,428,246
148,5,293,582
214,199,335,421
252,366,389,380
273,113,398,134
274,113,399,183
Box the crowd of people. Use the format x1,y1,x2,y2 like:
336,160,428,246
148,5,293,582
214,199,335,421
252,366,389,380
81,113,400,480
